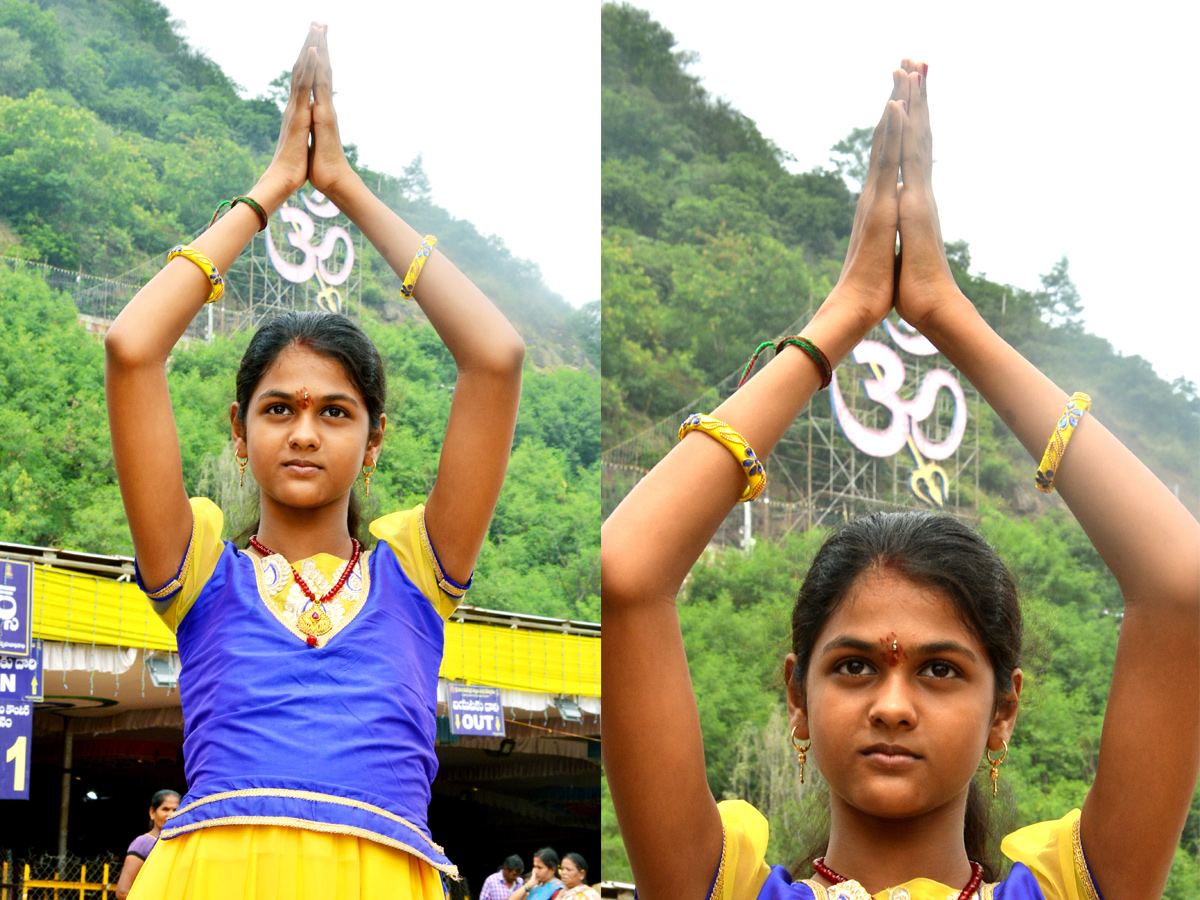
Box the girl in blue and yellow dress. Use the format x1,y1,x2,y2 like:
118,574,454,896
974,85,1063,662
601,61,1199,900
104,23,525,900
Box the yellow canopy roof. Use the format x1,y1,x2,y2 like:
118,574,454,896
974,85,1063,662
28,564,599,697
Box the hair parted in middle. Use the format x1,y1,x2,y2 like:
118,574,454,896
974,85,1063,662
787,509,1023,880
232,310,387,544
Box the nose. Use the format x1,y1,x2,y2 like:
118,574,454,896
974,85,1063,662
868,672,917,729
288,412,320,450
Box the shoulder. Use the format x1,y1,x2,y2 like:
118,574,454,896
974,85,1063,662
1001,809,1103,900
709,799,773,900
139,497,229,632
369,503,471,619
125,832,156,859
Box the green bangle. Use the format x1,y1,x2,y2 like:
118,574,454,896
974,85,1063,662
232,196,269,231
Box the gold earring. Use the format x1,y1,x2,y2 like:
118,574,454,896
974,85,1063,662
234,447,248,489
362,462,377,496
986,740,1008,798
790,725,811,784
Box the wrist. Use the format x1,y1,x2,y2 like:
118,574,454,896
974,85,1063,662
249,173,300,216
321,171,368,215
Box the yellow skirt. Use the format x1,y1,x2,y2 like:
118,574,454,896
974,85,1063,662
127,824,445,900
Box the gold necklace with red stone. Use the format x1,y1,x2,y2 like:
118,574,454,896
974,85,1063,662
812,857,983,900
249,535,362,647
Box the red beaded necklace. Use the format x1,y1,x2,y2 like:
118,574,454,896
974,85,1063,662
812,857,984,900
249,535,362,647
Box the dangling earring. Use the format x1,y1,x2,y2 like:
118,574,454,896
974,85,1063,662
986,740,1008,798
790,725,811,784
361,462,377,497
234,447,248,489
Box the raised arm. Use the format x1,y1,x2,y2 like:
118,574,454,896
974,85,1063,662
600,75,913,900
104,27,320,589
307,29,524,585
893,62,1200,900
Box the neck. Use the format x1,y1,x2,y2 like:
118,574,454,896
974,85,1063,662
255,494,355,560
148,825,161,839
820,789,974,893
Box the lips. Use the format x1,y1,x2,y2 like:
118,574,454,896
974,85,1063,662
283,459,322,474
861,743,920,767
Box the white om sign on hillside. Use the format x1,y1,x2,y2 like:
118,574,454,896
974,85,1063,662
829,319,967,508
264,190,355,314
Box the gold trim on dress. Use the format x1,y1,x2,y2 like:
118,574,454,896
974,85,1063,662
418,509,470,599
249,548,371,648
169,786,441,852
1071,817,1102,900
144,517,197,602
705,822,727,900
158,814,457,877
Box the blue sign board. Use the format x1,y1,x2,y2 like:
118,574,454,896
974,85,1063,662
0,640,40,800
0,559,33,658
447,683,506,737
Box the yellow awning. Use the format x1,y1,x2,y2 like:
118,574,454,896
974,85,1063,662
28,565,599,697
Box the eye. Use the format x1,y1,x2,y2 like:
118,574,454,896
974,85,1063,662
919,660,960,679
834,658,876,677
321,406,349,418
265,402,291,415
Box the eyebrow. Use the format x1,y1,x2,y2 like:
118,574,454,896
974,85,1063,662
818,635,978,662
257,389,361,407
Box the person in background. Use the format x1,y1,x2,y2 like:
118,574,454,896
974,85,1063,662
509,848,564,900
114,789,180,899
557,853,598,900
480,855,524,900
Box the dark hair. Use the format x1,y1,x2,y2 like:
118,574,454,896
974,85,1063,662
563,853,588,878
233,311,386,544
788,511,1022,881
532,847,560,871
149,789,180,810
503,855,524,872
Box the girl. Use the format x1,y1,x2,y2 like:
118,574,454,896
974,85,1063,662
104,24,524,900
114,789,180,900
601,62,1200,900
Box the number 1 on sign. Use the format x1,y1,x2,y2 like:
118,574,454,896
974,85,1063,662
6,735,26,792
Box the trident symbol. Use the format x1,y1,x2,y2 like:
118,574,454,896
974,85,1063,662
866,361,949,508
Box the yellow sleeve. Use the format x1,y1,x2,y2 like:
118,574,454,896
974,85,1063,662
1000,809,1103,900
369,504,472,620
709,800,772,900
137,498,226,633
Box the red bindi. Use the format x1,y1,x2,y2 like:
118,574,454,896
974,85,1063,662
880,632,903,665
298,387,310,409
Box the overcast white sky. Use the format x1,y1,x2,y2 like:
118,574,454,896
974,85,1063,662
162,1,1197,387
160,1,597,311
633,1,1198,387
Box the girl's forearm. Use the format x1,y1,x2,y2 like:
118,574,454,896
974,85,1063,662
920,288,1200,601
105,174,294,366
603,295,878,606
326,175,525,375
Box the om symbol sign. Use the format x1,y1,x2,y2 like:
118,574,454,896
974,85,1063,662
829,339,967,508
264,191,355,298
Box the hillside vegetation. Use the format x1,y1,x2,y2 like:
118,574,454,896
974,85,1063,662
0,0,599,621
599,4,1198,893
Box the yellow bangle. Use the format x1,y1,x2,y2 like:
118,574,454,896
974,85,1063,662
678,413,766,502
167,244,224,304
400,235,437,299
1035,392,1091,493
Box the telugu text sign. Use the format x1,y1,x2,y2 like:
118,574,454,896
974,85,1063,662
0,558,33,657
0,641,41,800
447,683,506,737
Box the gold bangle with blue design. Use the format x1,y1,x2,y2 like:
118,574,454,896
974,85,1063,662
678,413,766,502
168,244,224,304
1035,392,1091,493
400,235,437,299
